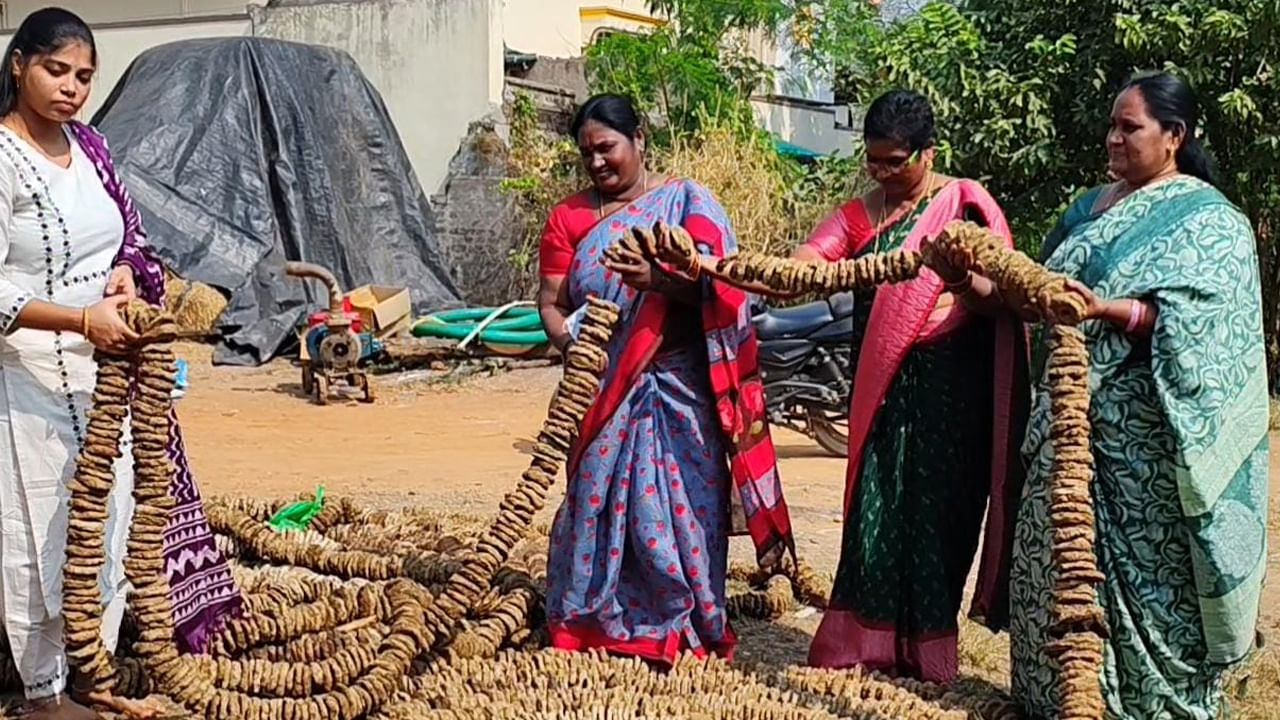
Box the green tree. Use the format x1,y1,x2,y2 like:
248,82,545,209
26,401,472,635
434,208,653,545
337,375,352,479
584,0,793,139
806,0,1280,380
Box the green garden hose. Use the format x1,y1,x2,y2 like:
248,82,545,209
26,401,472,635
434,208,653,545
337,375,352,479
413,303,549,355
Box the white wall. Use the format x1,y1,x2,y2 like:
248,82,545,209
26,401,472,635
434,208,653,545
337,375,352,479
252,0,503,194
752,97,854,157
0,16,252,119
2,1,266,26
503,0,660,58
503,0,579,57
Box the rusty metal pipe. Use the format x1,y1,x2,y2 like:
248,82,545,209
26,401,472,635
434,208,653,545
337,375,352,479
285,261,344,313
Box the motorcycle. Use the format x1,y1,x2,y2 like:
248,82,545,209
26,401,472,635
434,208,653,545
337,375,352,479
751,292,855,457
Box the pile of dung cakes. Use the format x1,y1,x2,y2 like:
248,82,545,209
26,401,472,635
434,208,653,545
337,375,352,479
4,290,1043,718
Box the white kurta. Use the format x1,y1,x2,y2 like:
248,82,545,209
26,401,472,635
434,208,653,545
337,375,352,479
0,125,135,699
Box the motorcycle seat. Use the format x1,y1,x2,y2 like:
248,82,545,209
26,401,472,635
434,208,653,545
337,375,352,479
827,292,855,318
753,300,834,339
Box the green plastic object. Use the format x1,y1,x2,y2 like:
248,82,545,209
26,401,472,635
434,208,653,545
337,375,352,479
773,136,825,160
412,306,549,348
269,487,325,532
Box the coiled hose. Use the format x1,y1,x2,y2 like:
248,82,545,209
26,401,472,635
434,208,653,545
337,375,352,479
412,304,549,356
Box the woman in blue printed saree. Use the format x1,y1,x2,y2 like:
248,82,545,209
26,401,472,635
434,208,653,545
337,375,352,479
942,73,1268,719
537,95,794,664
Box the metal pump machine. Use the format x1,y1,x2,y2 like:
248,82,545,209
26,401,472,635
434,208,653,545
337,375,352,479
285,261,380,405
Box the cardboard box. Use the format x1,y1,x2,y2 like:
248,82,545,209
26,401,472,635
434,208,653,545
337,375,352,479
346,284,412,337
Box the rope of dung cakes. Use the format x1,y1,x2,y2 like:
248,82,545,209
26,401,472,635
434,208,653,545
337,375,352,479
922,220,1088,325
1044,326,1106,720
444,586,541,661
203,496,544,666
782,665,1025,720
158,578,425,718
205,579,387,657
606,221,923,296
62,352,131,691
197,510,430,697
385,649,978,720
422,297,620,641
726,574,795,620
209,503,475,593
728,556,831,612
62,300,181,694
206,501,405,581
150,298,619,719
63,303,425,719
884,675,1024,720
439,556,547,660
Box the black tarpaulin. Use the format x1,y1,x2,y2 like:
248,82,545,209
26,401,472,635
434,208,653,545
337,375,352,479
92,36,462,365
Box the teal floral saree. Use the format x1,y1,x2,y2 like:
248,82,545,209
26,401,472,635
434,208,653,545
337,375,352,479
1010,176,1268,719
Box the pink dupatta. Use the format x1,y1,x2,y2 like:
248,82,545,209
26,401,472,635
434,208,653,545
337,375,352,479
840,179,1027,630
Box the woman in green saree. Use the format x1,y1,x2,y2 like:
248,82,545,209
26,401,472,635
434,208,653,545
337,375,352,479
669,90,1029,683
939,72,1268,719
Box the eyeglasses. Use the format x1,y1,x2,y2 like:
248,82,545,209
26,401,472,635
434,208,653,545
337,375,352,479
864,150,921,174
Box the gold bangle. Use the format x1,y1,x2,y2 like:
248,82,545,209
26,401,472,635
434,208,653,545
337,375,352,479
81,307,89,338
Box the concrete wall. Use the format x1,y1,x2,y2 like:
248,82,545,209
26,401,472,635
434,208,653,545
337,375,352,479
0,16,253,120
752,96,855,157
252,0,503,194
1,0,266,26
503,0,659,58
503,0,578,57
1,0,503,195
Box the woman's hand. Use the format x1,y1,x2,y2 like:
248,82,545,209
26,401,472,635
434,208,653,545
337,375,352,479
1062,279,1107,321
105,264,137,300
922,237,978,285
85,295,140,355
651,222,700,274
603,246,657,291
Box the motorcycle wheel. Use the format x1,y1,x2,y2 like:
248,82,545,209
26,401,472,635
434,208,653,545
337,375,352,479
807,408,849,458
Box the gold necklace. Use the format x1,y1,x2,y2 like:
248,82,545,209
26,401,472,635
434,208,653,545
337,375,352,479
872,172,935,252
597,166,649,220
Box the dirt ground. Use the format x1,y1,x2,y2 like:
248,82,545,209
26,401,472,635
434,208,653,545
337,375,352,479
172,342,1280,715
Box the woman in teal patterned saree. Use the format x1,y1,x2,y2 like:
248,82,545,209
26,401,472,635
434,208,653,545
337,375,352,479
950,73,1268,719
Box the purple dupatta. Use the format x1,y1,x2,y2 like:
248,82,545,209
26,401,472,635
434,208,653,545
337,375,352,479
70,121,242,653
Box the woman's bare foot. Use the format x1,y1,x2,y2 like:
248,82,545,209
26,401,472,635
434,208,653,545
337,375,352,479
80,691,170,720
22,694,101,720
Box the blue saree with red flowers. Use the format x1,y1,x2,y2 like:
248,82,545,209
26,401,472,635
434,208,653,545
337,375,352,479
544,178,793,664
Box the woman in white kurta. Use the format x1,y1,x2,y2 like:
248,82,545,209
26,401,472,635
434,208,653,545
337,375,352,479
0,8,241,720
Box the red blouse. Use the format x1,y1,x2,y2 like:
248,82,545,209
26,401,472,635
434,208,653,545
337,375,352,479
802,199,874,261
538,191,599,278
538,187,725,279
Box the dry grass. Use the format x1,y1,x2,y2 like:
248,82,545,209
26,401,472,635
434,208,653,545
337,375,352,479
952,624,1280,719
508,96,860,272
163,268,228,337
1224,646,1280,719
657,126,860,257
659,127,798,256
